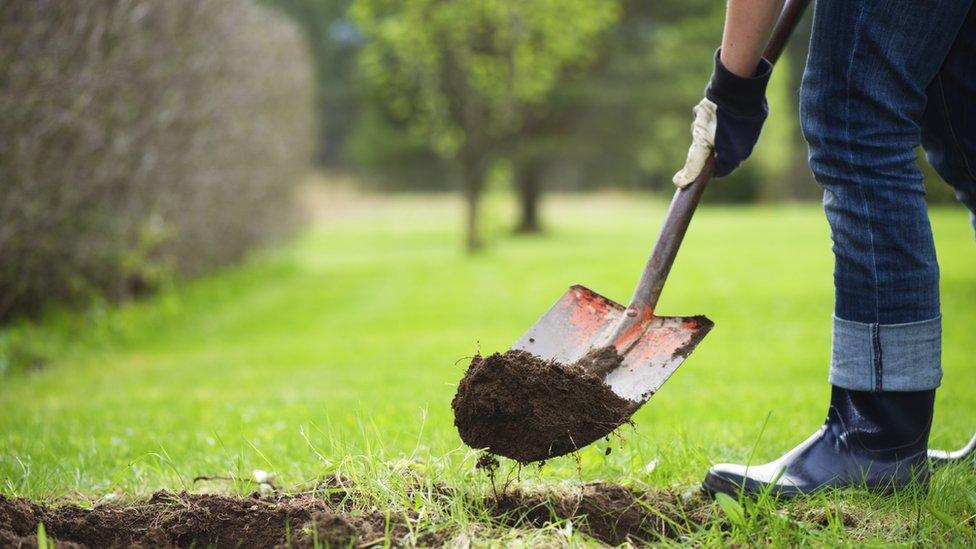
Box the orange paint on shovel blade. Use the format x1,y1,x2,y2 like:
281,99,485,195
569,288,613,335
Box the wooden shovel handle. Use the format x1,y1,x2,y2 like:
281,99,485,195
765,0,811,66
625,0,810,315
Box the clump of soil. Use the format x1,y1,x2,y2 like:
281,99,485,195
475,453,500,474
0,491,416,548
574,345,625,378
452,348,637,463
487,482,713,545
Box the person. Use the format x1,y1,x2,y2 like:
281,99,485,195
675,0,976,497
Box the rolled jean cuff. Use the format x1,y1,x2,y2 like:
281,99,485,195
829,315,942,392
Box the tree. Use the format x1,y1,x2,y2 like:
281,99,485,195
513,156,545,233
351,0,619,250
261,0,359,166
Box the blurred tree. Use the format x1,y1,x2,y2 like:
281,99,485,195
267,0,831,215
350,0,619,250
511,0,786,200
549,0,663,192
513,157,545,232
262,0,359,166
506,82,587,233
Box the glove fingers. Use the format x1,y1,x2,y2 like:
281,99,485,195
672,98,717,188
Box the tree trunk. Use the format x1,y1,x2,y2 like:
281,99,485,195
514,158,543,233
461,153,484,251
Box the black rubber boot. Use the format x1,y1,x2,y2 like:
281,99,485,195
702,386,935,498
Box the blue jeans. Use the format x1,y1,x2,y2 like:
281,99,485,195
800,0,976,391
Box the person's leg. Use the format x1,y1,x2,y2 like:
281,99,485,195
704,0,974,497
921,3,976,231
802,0,973,393
808,0,974,392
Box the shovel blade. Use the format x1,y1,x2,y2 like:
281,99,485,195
512,285,712,402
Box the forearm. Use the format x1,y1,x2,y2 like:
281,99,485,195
720,0,785,77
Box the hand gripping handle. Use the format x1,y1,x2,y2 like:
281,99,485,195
623,0,810,319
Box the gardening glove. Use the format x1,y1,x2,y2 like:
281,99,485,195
673,49,773,187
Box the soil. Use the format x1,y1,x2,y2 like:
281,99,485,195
0,490,416,548
1,481,714,548
0,475,862,547
452,348,637,463
669,315,715,360
487,482,713,545
574,345,625,378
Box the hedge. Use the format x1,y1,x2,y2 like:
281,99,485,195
0,0,314,321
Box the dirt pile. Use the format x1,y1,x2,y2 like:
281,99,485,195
488,482,712,545
0,483,712,547
0,491,413,548
452,348,637,462
0,480,864,546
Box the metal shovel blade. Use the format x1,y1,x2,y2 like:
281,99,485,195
512,284,712,402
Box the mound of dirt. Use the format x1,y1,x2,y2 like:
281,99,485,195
0,481,712,547
452,348,637,463
0,491,414,548
487,482,712,545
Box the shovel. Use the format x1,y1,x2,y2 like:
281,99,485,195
512,0,810,406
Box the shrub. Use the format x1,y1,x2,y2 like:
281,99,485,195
0,0,314,321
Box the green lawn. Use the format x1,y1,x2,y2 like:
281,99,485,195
2,190,974,545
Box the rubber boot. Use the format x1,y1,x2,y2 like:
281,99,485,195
702,386,934,498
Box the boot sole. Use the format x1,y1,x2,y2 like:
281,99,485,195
701,470,930,500
701,470,805,499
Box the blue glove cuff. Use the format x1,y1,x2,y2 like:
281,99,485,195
705,48,772,116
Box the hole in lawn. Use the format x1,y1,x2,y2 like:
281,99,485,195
0,481,715,547
484,482,714,544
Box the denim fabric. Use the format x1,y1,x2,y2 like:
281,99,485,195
921,5,976,235
830,315,942,392
800,0,976,391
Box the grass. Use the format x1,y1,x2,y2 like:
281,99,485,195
2,187,975,545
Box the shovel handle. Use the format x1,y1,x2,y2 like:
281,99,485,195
625,0,809,315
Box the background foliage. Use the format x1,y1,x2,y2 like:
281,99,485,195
350,0,619,248
0,0,313,321
265,0,827,242
0,0,961,319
